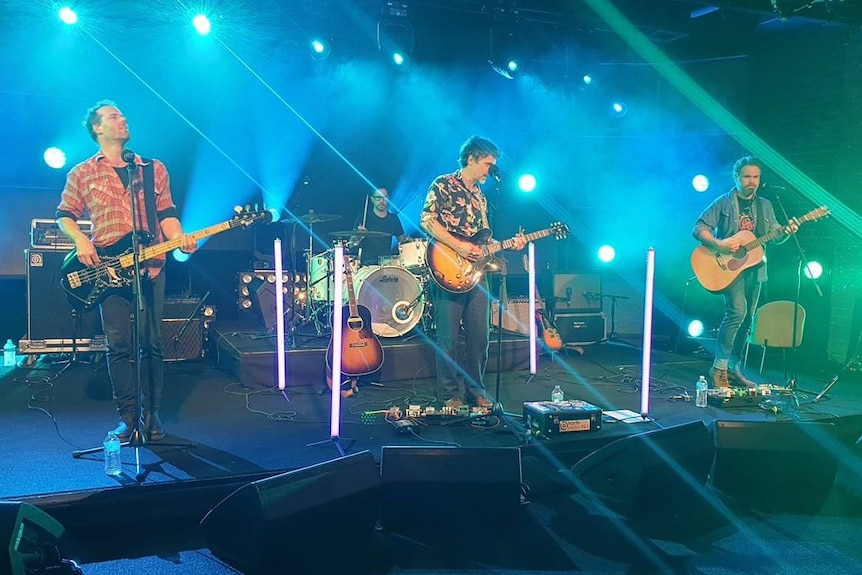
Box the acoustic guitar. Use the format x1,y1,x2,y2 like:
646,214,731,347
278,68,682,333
325,255,385,381
61,207,274,312
520,254,563,351
426,222,569,293
690,206,829,292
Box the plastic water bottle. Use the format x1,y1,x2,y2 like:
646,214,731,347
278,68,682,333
695,375,708,408
3,339,15,367
551,385,564,403
104,432,122,476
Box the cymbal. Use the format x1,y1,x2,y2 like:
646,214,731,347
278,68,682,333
330,229,391,238
289,211,342,224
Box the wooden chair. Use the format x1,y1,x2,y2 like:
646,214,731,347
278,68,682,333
744,300,806,374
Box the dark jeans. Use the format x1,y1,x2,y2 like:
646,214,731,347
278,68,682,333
100,271,166,416
433,281,490,402
715,269,761,370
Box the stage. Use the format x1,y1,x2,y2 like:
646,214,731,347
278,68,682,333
3,332,862,573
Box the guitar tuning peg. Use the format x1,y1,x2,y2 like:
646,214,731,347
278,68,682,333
234,205,243,214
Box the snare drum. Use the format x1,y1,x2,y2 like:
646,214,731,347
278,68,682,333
308,253,358,301
378,255,402,267
353,266,424,337
398,238,429,271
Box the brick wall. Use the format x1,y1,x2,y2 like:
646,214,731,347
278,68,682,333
745,27,862,365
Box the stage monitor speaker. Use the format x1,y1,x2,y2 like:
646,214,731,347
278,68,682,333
0,501,77,575
571,421,715,519
379,446,523,532
25,249,102,343
712,420,838,510
551,273,601,312
201,450,382,575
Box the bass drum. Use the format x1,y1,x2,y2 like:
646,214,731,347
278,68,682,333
353,266,424,337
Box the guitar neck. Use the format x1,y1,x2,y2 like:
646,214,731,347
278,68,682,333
119,221,235,268
486,228,555,255
743,211,818,251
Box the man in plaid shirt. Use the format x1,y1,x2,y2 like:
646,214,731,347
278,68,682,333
57,100,197,442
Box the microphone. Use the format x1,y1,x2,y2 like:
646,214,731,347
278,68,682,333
488,165,501,183
565,287,572,301
121,149,136,164
761,183,786,191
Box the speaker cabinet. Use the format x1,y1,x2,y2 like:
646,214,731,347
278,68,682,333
22,249,104,353
201,450,382,575
712,420,838,510
571,421,715,519
380,446,523,533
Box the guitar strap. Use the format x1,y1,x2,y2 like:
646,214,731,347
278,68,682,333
142,159,157,241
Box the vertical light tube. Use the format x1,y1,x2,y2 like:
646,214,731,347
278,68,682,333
274,239,286,391
528,242,537,374
640,247,655,417
330,245,344,438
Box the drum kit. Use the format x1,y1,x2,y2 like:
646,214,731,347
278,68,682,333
287,212,432,339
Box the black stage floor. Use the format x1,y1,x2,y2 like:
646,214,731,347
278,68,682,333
3,329,862,573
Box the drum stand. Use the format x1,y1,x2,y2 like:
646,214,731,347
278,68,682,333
293,215,333,337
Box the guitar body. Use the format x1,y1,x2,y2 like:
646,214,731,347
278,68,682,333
538,311,564,351
426,229,492,294
690,230,763,292
61,233,142,311
326,304,385,377
426,223,570,294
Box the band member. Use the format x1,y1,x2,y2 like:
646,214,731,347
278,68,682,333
351,187,410,266
420,136,526,409
56,100,197,441
692,155,797,389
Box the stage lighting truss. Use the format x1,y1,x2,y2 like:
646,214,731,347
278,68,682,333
488,7,522,80
377,1,414,64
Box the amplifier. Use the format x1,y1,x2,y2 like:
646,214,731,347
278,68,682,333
554,312,607,345
491,298,544,336
162,298,209,362
523,400,602,437
551,273,602,312
20,249,106,354
30,218,92,250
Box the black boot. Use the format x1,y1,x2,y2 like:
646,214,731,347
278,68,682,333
110,413,136,442
143,410,166,441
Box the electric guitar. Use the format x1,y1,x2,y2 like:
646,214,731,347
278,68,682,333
690,206,830,292
520,255,563,351
326,255,385,380
426,222,569,293
61,207,275,312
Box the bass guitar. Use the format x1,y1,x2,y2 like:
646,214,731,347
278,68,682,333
61,206,275,312
426,222,569,293
326,255,385,381
690,206,829,292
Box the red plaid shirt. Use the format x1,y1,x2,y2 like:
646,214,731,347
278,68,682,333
57,152,178,270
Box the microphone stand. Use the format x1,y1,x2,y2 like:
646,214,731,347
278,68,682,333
773,191,822,393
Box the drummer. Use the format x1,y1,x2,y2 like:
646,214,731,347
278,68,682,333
350,187,410,267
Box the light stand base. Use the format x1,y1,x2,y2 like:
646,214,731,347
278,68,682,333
307,436,355,457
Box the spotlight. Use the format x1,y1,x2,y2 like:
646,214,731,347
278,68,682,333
377,2,414,66
310,38,330,60
240,273,254,284
803,261,823,280
240,298,253,309
582,75,593,86
518,174,537,193
172,248,190,263
692,174,710,192
43,147,66,169
610,101,628,117
687,320,705,338
597,245,616,263
58,7,77,25
490,58,520,80
192,14,211,36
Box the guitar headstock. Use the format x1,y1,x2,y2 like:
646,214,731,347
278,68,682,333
550,222,570,240
806,206,831,221
232,205,278,227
